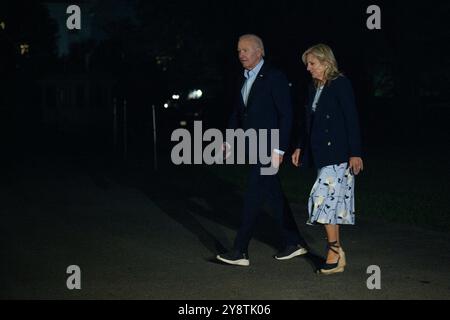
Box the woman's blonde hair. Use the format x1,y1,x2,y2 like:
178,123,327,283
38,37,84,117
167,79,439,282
301,44,342,86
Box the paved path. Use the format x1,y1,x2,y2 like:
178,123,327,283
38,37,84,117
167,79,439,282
1,153,449,299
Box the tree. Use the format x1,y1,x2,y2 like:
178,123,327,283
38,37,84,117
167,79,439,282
0,1,58,145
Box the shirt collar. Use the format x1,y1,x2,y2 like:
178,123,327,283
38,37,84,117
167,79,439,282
244,59,264,79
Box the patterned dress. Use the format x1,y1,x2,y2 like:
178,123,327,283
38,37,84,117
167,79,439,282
307,162,355,225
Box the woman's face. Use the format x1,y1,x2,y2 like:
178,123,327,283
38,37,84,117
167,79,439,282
306,54,327,81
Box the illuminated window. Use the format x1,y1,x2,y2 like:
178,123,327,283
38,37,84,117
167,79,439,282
20,43,29,55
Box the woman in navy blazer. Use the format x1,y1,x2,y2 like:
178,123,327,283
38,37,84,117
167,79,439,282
292,44,364,275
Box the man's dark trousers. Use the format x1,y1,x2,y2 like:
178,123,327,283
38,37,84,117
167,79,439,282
233,164,306,254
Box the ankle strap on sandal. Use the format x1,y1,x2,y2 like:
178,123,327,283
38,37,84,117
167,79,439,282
327,241,340,254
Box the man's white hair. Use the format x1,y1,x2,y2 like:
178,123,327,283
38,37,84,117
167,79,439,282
239,34,265,57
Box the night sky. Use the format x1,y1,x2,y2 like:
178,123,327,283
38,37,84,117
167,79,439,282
46,0,138,56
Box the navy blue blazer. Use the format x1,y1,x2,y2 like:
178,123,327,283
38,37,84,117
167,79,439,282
228,63,293,154
298,75,362,169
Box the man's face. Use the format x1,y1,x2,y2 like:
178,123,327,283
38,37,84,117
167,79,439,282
237,39,262,70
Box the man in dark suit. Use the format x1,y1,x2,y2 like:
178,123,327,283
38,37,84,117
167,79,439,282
216,34,307,267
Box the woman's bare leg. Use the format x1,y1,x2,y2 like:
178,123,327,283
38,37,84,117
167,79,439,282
324,224,340,264
336,225,340,247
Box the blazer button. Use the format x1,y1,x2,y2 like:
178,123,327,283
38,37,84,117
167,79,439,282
327,142,332,146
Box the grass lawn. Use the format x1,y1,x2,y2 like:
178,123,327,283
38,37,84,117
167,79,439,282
206,146,450,232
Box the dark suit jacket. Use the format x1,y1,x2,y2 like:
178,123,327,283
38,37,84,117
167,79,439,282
228,62,293,156
298,75,362,169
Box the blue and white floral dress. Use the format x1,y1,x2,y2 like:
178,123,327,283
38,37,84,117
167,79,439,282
307,163,355,225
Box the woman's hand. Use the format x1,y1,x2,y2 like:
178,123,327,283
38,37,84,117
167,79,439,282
292,149,302,167
349,157,364,175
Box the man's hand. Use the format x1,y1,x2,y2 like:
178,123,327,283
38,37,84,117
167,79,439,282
272,152,283,169
292,148,301,167
222,142,231,160
349,157,363,175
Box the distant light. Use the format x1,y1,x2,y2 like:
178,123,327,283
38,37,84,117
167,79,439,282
164,103,169,109
172,94,180,100
20,43,29,55
180,121,187,126
188,89,203,100
288,83,293,87
0,22,5,30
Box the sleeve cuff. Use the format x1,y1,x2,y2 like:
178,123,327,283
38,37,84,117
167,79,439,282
273,149,285,156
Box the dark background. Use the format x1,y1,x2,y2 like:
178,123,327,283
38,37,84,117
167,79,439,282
1,0,449,227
